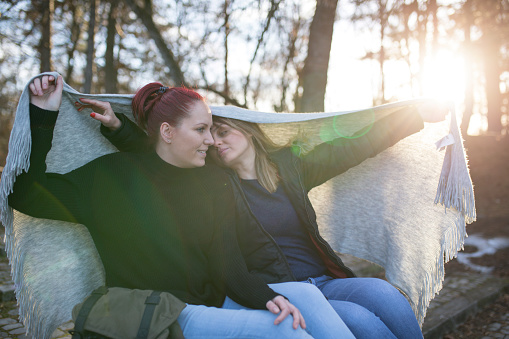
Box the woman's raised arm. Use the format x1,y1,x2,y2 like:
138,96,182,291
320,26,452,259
9,75,91,223
298,106,427,191
75,98,150,153
76,98,122,130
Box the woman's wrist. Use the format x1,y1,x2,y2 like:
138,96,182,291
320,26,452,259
109,116,122,131
29,103,59,128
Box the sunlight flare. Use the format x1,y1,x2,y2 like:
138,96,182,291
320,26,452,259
421,49,466,104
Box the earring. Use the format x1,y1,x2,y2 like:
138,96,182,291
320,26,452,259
165,138,172,144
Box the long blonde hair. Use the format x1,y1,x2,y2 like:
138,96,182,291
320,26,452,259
213,117,281,193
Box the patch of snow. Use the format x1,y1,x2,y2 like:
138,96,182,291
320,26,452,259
456,234,509,273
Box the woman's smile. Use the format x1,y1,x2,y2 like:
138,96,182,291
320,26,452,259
198,148,208,157
217,147,229,158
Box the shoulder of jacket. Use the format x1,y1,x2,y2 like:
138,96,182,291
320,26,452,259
270,146,303,164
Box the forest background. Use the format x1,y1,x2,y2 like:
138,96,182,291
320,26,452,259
0,0,508,166
0,0,508,152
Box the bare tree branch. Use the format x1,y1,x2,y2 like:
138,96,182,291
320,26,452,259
105,0,119,93
198,85,248,108
299,0,338,112
243,0,281,104
83,0,96,93
223,0,231,102
65,0,83,84
276,19,300,112
123,0,187,86
39,0,52,72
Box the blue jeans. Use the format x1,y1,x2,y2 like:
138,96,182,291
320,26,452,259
178,282,355,338
306,275,423,339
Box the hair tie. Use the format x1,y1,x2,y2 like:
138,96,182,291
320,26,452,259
158,86,169,94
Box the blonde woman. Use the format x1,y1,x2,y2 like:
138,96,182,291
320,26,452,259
95,94,446,339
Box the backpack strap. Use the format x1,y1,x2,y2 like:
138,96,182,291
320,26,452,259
136,290,162,339
71,286,109,339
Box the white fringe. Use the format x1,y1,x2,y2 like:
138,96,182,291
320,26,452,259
417,102,474,325
0,72,78,339
414,212,466,325
434,104,476,223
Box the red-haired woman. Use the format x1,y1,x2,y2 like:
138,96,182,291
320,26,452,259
8,74,354,339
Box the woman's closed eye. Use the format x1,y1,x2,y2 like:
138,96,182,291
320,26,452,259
217,128,229,137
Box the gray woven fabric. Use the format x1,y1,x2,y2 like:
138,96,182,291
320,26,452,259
0,72,475,338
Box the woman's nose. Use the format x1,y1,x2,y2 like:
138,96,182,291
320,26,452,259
213,136,221,147
204,131,214,146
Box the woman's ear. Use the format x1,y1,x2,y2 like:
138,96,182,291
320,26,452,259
160,122,175,144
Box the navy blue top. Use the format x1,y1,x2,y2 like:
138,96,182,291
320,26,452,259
240,179,327,280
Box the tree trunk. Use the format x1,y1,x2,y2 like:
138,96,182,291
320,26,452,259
65,0,82,85
223,0,230,103
105,0,119,93
378,0,387,105
461,0,474,135
429,0,439,53
276,20,300,113
83,0,96,94
243,0,281,104
416,0,427,96
124,0,187,86
483,35,502,133
401,4,415,95
39,0,52,72
298,0,338,112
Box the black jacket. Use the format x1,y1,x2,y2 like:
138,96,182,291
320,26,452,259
103,107,424,283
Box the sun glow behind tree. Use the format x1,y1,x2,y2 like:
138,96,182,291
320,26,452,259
324,0,499,136
0,0,506,136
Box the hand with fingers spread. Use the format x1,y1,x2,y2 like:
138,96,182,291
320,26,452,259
266,295,306,330
76,98,122,131
29,75,63,111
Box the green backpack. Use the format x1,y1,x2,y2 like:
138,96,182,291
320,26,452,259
70,286,185,339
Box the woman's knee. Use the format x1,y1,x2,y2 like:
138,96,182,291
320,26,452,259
331,300,381,323
361,278,404,298
330,301,396,339
270,281,324,301
290,281,323,296
351,278,415,319
373,278,396,290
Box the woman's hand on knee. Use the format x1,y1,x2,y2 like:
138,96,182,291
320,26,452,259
29,74,63,111
76,98,121,130
266,295,306,330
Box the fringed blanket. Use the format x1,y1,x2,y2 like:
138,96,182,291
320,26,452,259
0,72,475,338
